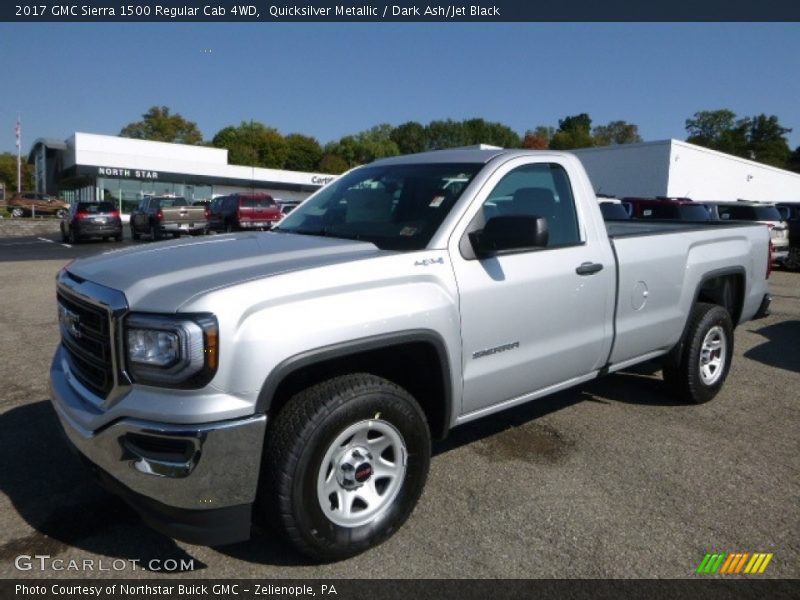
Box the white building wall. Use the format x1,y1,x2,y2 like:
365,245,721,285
667,141,800,202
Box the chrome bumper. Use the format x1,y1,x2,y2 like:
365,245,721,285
50,351,267,511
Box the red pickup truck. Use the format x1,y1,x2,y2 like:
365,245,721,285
208,193,282,232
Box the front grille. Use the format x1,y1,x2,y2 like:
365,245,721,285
57,288,114,398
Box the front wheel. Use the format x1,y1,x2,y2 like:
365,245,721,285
261,374,431,562
10,207,24,218
663,302,734,404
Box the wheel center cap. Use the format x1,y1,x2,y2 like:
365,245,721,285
335,446,374,489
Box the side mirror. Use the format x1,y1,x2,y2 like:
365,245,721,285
469,215,549,258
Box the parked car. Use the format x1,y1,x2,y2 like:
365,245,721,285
624,197,712,221
60,201,123,243
705,201,790,264
775,203,800,270
51,148,771,561
7,192,70,218
207,193,282,232
277,199,301,220
130,196,208,241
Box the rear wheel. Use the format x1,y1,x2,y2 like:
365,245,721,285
663,302,733,404
261,374,431,562
131,225,141,241
68,228,78,244
10,207,23,218
225,221,233,233
114,233,123,242
150,223,161,241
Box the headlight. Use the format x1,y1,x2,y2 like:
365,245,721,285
125,313,218,388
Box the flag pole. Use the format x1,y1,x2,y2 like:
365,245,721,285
16,116,22,194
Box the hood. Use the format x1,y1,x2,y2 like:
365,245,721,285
67,232,385,312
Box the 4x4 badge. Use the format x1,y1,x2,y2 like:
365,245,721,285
414,257,444,267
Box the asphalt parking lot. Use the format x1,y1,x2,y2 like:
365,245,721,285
0,232,797,579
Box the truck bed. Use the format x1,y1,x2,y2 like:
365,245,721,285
605,220,758,238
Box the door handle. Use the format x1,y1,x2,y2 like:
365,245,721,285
576,262,603,276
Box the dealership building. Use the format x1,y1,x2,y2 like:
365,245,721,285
28,132,336,213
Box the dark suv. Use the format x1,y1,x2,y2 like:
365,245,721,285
208,193,282,233
60,202,123,243
624,197,712,221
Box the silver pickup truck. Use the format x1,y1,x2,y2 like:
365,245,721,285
50,148,771,561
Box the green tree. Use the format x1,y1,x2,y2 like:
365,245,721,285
787,146,800,173
391,121,427,154
685,109,738,147
318,153,349,174
462,118,521,148
549,113,594,149
593,120,643,146
746,114,792,167
212,121,289,168
325,124,400,168
0,153,34,195
120,106,203,145
284,134,323,171
425,119,468,150
685,109,792,166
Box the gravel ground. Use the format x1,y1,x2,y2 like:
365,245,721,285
0,237,797,579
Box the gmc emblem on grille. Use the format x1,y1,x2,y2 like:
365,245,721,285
58,303,82,339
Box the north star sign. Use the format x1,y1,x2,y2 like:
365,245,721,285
97,167,159,180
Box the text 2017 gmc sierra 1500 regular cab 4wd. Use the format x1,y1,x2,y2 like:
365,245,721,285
50,148,771,561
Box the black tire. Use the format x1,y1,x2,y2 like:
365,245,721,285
114,233,123,242
225,220,233,233
262,373,431,562
663,302,734,404
784,248,800,272
55,209,67,219
150,223,162,241
68,228,78,244
131,225,141,241
60,226,68,243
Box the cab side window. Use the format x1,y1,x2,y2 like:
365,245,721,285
483,163,581,247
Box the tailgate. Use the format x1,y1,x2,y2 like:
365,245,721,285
162,206,206,226
239,199,280,224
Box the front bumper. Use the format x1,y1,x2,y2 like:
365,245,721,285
50,350,267,545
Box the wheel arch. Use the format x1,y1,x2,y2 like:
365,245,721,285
664,267,744,369
256,330,454,440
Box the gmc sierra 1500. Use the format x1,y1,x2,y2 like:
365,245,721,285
50,148,771,561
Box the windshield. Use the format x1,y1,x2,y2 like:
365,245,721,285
277,163,482,251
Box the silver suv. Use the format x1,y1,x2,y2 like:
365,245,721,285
706,201,789,263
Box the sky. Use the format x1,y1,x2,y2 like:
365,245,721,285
1,22,799,155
